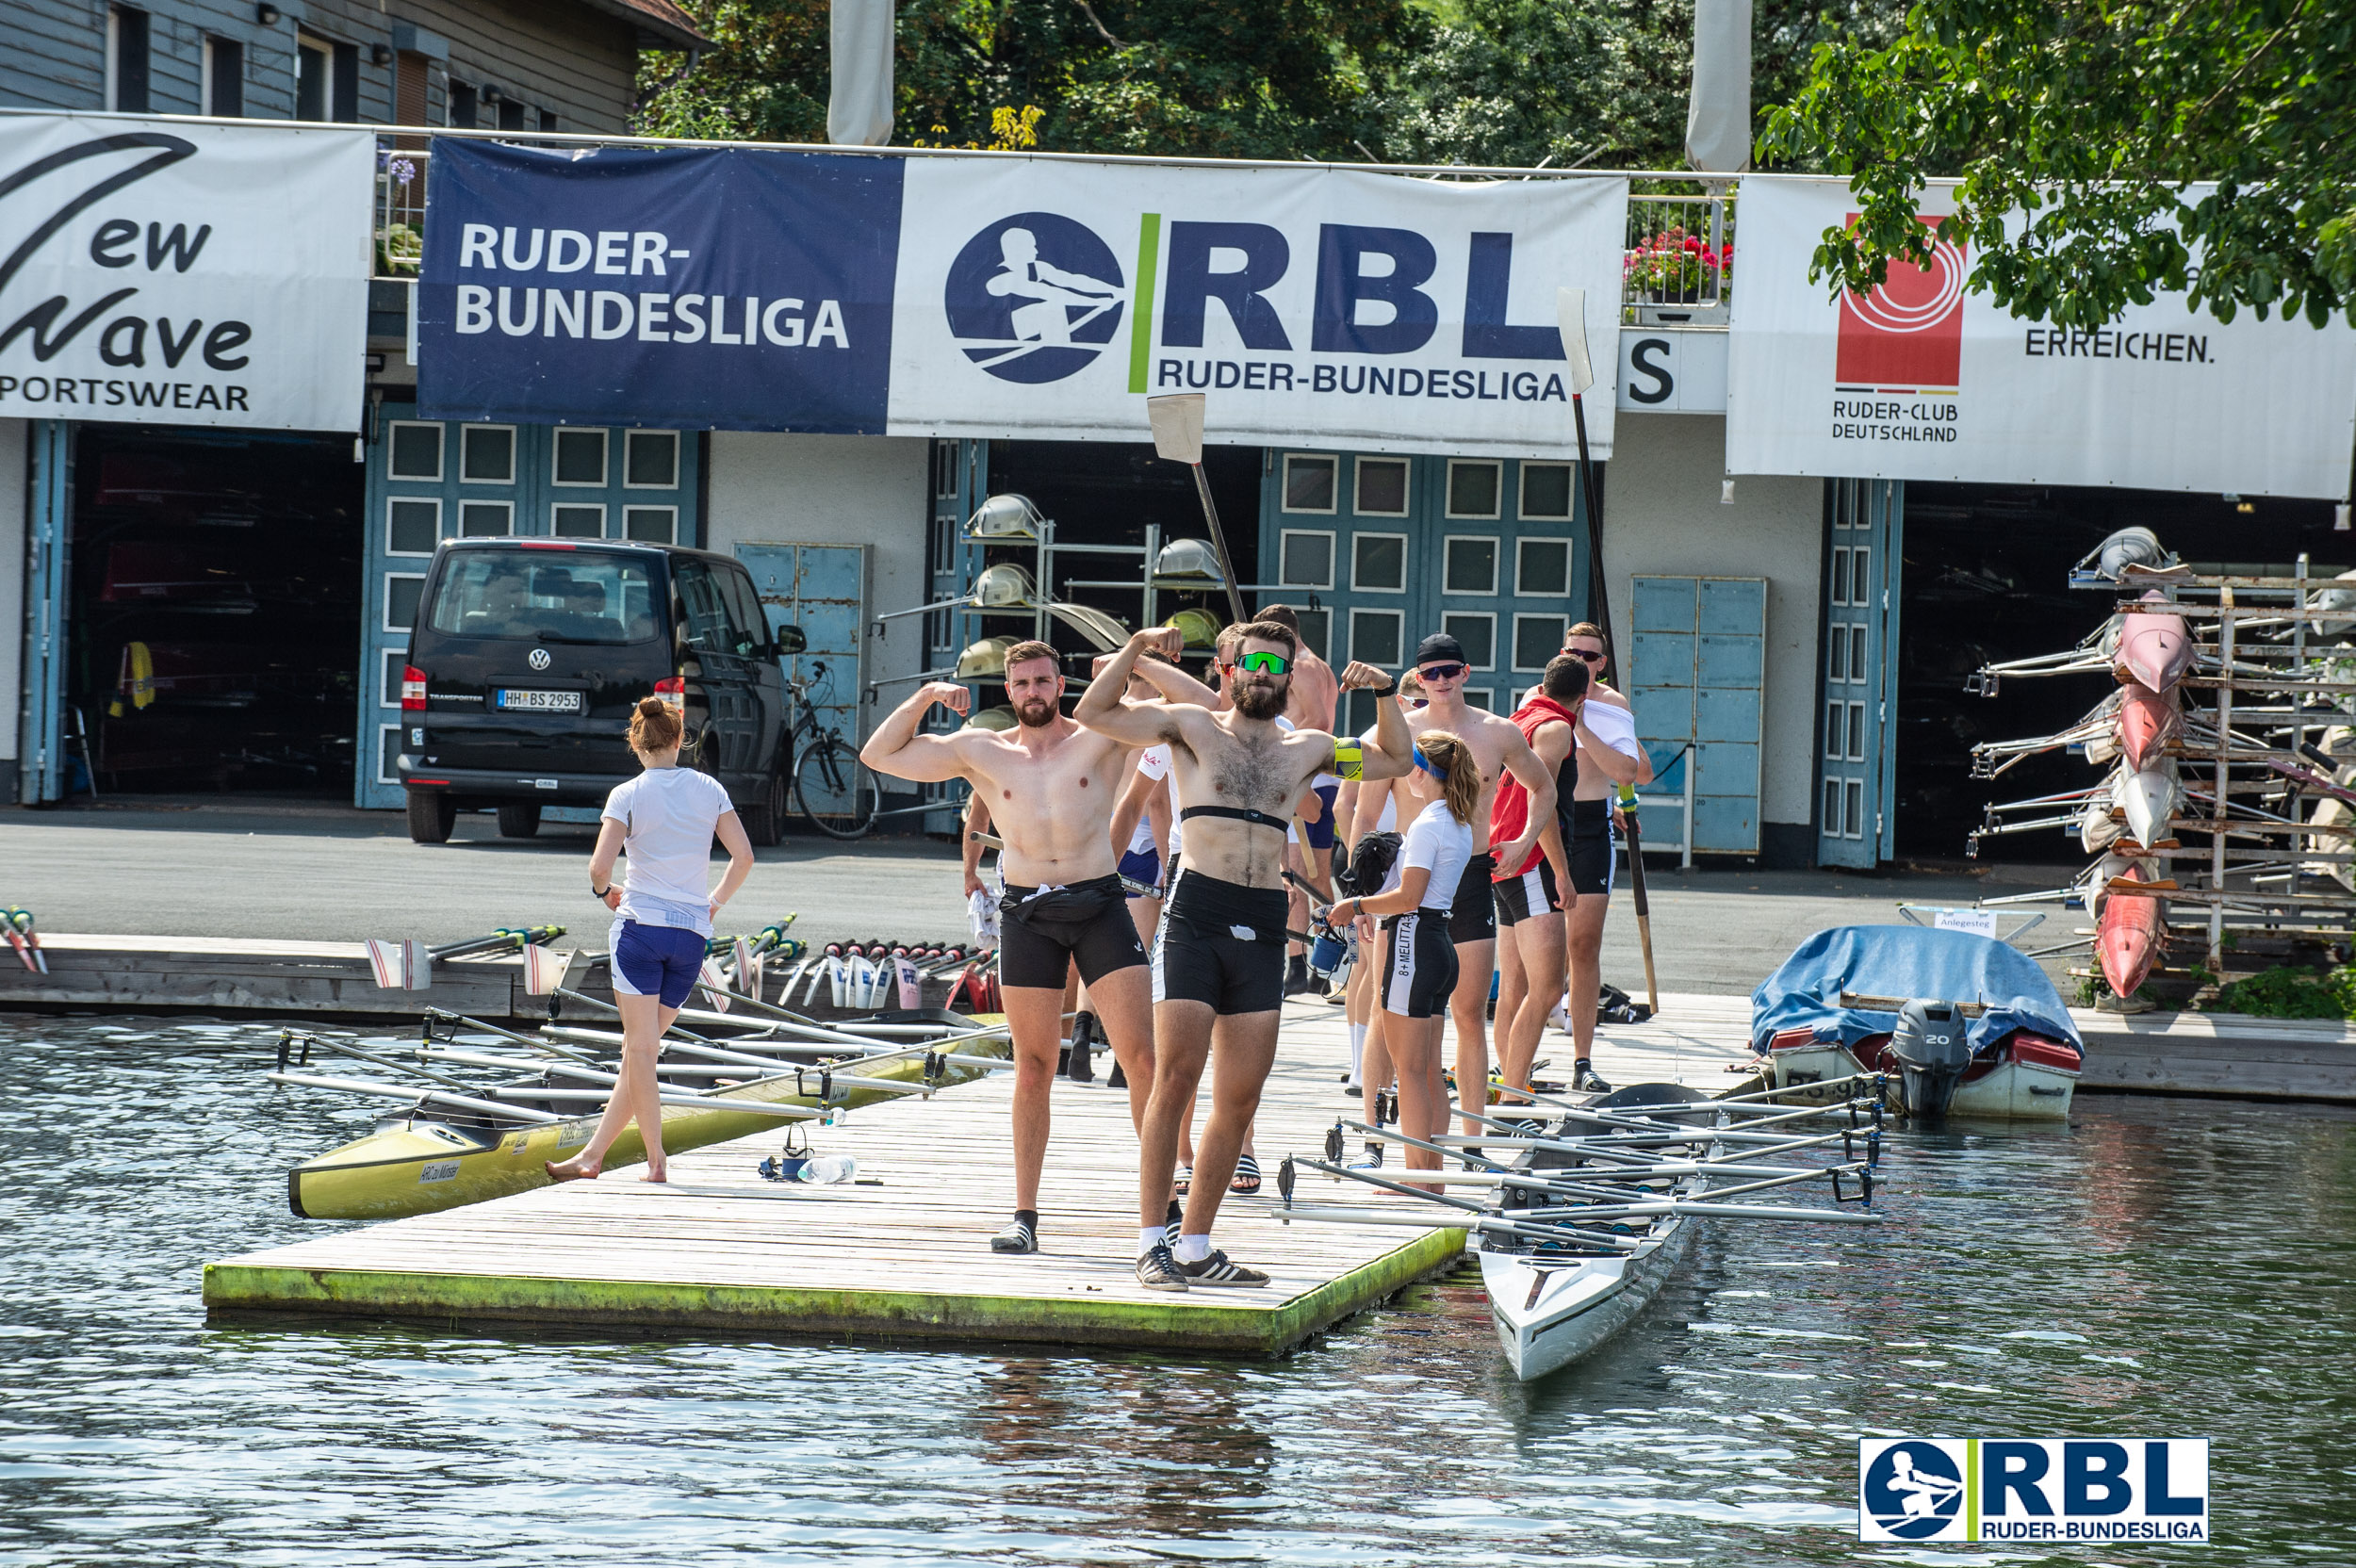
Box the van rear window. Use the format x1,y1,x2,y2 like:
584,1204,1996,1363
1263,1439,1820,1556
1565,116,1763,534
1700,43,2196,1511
426,551,659,644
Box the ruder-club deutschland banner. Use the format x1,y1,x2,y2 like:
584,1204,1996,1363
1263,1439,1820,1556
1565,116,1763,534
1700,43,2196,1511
0,116,372,431
1726,175,2356,499
417,140,1628,459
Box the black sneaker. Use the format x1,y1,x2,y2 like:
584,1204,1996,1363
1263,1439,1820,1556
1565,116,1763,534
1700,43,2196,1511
1177,1250,1270,1288
990,1213,1039,1253
1106,1058,1128,1091
1573,1061,1613,1094
1136,1243,1189,1291
1164,1198,1184,1248
1284,957,1311,997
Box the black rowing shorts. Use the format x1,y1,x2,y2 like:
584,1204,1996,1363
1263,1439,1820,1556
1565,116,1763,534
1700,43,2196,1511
1152,869,1287,1015
1448,852,1497,944
1564,798,1617,896
1492,858,1560,926
998,874,1149,990
1381,910,1459,1019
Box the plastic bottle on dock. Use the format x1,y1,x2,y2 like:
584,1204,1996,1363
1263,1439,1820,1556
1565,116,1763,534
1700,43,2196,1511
794,1153,859,1184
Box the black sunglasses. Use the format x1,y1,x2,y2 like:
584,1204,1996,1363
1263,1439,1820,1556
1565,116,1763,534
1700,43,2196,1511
1417,662,1467,680
1566,649,1607,665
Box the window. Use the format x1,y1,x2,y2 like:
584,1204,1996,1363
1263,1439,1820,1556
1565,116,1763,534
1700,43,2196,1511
934,441,958,499
381,651,409,709
378,725,405,787
1848,702,1867,761
201,37,242,117
1513,613,1566,671
296,36,331,122
1824,700,1846,760
1828,629,1848,682
552,505,605,539
1292,609,1330,662
1846,779,1865,839
626,431,679,487
1278,530,1333,590
718,569,771,656
426,551,658,644
449,81,478,128
333,41,359,122
1519,463,1574,520
672,561,734,655
1830,547,1850,606
539,109,559,133
1517,538,1570,597
1850,626,1868,682
1351,532,1407,593
1851,547,1873,606
386,498,440,555
1442,612,1496,670
460,425,515,482
1444,536,1498,596
106,8,150,113
552,429,607,485
499,98,527,131
1354,457,1409,516
459,501,512,537
1282,454,1336,513
384,574,426,631
1446,461,1501,519
1463,688,1496,712
387,422,442,479
624,506,677,543
1350,607,1403,667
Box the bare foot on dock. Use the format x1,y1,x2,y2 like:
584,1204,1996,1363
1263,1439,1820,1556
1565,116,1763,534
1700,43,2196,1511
640,1168,667,1184
545,1158,599,1184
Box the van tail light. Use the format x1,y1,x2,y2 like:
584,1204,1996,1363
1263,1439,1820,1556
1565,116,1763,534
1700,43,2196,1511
401,665,428,711
654,677,686,712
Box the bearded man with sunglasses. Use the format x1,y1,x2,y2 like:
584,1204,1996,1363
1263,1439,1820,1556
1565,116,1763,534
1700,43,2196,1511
1077,622,1409,1290
1367,632,1559,1135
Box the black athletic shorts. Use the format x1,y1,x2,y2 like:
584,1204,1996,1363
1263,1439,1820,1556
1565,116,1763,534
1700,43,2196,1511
998,874,1149,989
1491,858,1561,926
1564,798,1617,897
1448,852,1497,944
1300,780,1341,851
1380,910,1459,1019
1153,870,1288,1015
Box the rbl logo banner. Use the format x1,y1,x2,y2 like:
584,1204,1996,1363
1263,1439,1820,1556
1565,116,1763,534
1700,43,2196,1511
1833,214,1965,391
1857,1437,2211,1544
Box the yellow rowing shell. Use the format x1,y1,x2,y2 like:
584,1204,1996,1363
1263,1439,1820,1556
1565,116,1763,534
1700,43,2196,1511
287,1022,1010,1221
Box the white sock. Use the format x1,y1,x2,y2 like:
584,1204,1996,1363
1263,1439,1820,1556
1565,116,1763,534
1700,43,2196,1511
1348,1023,1366,1077
1173,1233,1212,1264
1138,1226,1166,1255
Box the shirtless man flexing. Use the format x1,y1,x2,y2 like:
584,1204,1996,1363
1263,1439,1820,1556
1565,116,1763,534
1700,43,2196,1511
1369,632,1559,1134
861,640,1153,1256
1076,622,1410,1290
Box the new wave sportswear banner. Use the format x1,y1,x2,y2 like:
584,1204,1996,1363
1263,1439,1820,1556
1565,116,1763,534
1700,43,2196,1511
417,139,904,432
418,141,1627,457
0,116,372,430
1726,175,2356,498
886,159,1627,458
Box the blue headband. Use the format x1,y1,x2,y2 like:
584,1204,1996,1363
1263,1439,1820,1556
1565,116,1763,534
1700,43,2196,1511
1413,745,1439,777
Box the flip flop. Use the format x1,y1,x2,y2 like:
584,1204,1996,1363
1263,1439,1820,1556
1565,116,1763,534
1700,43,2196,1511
1230,1154,1262,1196
1173,1166,1192,1196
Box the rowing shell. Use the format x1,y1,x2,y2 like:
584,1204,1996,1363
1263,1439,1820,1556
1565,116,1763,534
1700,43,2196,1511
2119,763,2180,848
2117,683,2180,773
2113,593,2193,693
286,1021,1009,1220
2096,872,2165,998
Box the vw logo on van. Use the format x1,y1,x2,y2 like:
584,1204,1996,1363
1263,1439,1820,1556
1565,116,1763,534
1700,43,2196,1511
527,647,552,671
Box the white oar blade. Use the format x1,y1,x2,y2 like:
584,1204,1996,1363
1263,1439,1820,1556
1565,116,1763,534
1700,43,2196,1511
522,943,575,996
1554,287,1595,396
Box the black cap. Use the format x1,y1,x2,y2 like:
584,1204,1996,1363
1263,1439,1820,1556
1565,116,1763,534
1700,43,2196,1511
1413,632,1466,667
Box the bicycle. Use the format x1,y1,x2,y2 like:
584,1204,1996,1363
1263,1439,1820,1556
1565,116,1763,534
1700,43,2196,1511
785,662,884,840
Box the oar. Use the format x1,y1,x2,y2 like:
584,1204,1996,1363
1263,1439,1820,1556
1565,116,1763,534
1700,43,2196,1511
471,1086,820,1118
267,1070,561,1124
1273,1204,1645,1251
434,925,564,960
1615,785,1660,1016
3,908,44,975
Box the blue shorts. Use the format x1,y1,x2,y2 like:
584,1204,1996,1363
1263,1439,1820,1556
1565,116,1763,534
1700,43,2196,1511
1119,845,1162,892
1301,781,1341,851
612,920,706,1007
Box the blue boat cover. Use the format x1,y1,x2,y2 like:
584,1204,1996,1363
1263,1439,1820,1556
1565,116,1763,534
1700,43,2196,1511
1749,924,2082,1054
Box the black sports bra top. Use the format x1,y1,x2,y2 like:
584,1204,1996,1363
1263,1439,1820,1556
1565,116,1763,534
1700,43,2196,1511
1178,805,1289,832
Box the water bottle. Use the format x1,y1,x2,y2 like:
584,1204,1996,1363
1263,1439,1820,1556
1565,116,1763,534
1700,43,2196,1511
794,1153,858,1184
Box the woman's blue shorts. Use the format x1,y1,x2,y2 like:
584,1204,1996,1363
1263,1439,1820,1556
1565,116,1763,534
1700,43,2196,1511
612,920,706,1008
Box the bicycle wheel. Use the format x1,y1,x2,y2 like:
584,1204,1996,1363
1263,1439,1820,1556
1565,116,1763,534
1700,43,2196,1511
794,736,882,840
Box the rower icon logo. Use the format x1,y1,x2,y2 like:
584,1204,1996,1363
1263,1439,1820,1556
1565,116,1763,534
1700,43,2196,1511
1834,212,1967,391
943,213,1126,384
1861,1440,1966,1540
528,647,551,671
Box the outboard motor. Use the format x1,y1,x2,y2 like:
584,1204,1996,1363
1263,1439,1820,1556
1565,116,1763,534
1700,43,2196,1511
1889,999,1972,1120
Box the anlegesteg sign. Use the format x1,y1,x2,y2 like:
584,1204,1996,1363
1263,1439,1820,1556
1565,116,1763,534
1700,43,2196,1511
1726,175,2356,498
0,115,372,431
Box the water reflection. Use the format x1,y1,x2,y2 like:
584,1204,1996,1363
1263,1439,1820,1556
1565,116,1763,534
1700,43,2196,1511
3,1016,2352,1565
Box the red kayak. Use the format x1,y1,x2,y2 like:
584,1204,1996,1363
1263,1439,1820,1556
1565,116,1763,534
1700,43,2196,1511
2113,592,2193,693
2096,866,2165,997
2116,683,2180,773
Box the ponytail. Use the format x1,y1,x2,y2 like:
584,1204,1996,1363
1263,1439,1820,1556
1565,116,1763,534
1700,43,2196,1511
629,694,683,753
1416,729,1482,826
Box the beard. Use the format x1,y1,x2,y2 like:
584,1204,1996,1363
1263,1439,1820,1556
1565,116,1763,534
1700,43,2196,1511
1014,695,1058,728
1232,677,1288,722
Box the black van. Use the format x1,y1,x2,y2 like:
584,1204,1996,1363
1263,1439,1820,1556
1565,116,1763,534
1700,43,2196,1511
395,538,801,845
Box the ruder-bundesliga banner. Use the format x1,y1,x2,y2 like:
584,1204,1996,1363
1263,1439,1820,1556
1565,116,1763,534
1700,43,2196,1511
417,139,1628,458
0,116,372,431
1726,175,2356,498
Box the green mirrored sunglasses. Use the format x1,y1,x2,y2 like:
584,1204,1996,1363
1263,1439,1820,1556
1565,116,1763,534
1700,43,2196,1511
1234,650,1290,675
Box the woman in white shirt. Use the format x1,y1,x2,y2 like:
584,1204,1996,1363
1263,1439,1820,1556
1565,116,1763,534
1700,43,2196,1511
1324,729,1479,1183
547,694,756,1185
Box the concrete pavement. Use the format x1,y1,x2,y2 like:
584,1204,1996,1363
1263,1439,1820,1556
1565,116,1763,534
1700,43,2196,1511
0,796,2082,997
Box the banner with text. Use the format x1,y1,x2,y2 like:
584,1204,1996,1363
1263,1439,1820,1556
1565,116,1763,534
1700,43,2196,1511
885,159,1627,457
1726,176,2356,498
0,116,372,430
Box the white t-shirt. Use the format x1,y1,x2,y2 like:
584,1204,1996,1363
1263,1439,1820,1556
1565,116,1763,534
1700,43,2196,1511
1578,697,1643,760
601,766,737,936
1383,798,1473,912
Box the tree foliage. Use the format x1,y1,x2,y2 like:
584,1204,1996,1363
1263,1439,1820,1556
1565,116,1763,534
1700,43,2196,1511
1759,0,2356,329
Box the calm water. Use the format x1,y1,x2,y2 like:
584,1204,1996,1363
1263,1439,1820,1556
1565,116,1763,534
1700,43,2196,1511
4,1016,2352,1567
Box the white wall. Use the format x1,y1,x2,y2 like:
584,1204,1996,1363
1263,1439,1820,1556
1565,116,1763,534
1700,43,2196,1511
0,418,25,769
703,432,930,738
1603,411,1822,831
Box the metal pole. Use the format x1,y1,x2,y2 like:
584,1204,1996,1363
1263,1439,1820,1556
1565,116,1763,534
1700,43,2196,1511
2212,589,2233,972
1189,463,1251,626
